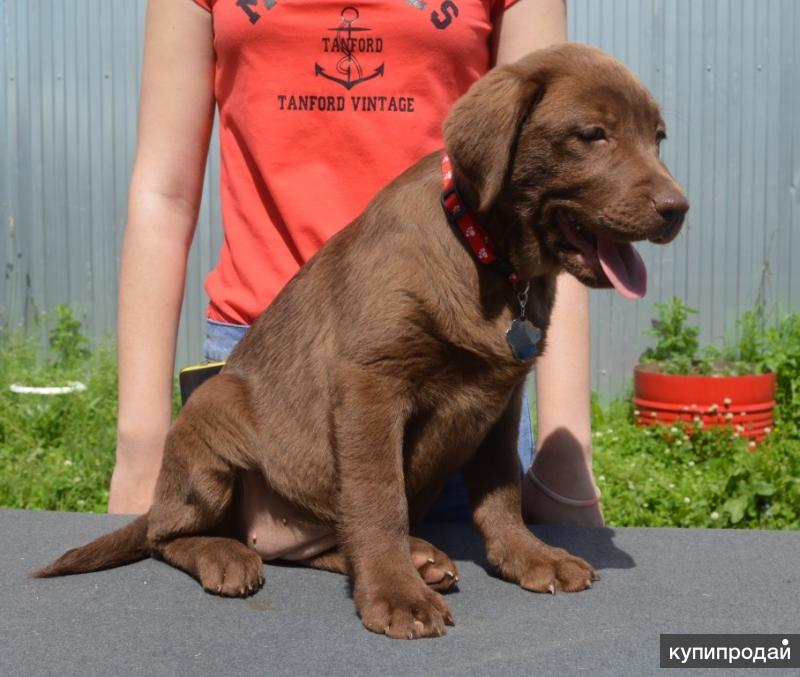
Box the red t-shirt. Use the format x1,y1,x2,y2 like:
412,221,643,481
191,0,516,324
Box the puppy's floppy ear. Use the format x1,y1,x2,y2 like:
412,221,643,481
443,62,543,213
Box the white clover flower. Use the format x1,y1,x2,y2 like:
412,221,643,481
710,511,719,520
683,496,691,504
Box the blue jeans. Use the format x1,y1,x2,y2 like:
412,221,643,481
204,319,535,522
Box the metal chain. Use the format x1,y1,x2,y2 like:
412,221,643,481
516,281,530,320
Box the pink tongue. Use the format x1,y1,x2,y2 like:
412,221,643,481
597,239,647,299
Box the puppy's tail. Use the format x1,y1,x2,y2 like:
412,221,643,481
32,513,150,578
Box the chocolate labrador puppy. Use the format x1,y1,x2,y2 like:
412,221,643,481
35,44,688,639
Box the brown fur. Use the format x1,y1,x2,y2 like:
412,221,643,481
34,44,687,639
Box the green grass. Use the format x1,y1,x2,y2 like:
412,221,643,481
0,329,118,512
1,306,798,528
591,399,800,529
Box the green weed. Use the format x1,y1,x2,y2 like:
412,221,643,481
640,297,791,376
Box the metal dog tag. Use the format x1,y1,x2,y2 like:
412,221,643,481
506,319,542,361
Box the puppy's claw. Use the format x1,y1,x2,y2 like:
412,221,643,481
585,579,593,589
445,570,455,578
547,583,556,595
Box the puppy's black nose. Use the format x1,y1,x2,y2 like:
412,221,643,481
649,190,689,244
654,191,689,228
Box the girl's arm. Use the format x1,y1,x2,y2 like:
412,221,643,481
108,0,215,513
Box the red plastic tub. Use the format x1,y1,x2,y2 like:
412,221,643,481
633,364,777,445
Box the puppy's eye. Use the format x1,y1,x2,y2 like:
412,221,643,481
656,130,667,157
578,127,607,142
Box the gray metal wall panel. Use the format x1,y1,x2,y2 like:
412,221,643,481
1,0,798,398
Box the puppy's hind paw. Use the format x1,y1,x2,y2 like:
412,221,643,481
409,536,460,592
196,542,265,598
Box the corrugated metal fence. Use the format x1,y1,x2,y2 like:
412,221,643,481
1,0,798,398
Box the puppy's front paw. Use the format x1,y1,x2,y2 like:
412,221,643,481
356,575,455,639
518,546,598,593
492,540,599,594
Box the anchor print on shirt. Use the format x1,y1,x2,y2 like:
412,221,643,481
315,6,385,90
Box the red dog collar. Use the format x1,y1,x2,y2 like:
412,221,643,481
440,153,520,285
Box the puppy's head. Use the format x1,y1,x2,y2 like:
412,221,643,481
443,43,688,298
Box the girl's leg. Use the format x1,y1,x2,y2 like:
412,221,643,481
522,272,604,527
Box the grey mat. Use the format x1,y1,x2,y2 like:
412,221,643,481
1,509,798,676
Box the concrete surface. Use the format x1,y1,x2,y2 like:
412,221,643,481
2,509,798,676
